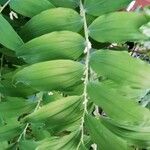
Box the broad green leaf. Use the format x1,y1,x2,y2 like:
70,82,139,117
0,119,22,141
64,83,84,96
90,50,150,89
19,133,81,150
37,132,81,150
0,141,8,150
101,117,150,148
19,140,38,150
0,72,37,97
89,12,149,42
17,31,85,64
49,0,79,8
0,15,23,50
5,144,17,150
101,80,146,101
88,82,150,125
0,97,36,119
24,96,83,133
19,132,90,150
42,91,63,104
85,115,130,150
84,0,132,16
31,123,51,140
0,81,36,98
9,0,55,17
13,60,84,91
20,8,83,41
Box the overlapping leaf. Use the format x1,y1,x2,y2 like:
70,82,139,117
19,140,38,150
89,12,149,42
84,0,132,16
20,8,83,41
0,141,8,150
49,0,79,8
85,115,131,150
9,0,55,17
0,72,36,97
0,97,36,119
100,80,146,101
90,50,150,89
13,60,84,91
24,96,83,133
101,117,150,148
88,82,150,125
19,132,82,150
17,31,85,64
0,119,23,141
0,15,23,50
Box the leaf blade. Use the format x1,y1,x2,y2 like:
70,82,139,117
89,12,149,42
0,15,23,50
9,0,55,17
85,115,130,150
13,60,84,91
20,8,83,41
17,31,85,64
84,0,132,16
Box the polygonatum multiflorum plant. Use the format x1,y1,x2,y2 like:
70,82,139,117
0,0,150,149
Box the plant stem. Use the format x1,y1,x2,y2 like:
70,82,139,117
17,123,29,142
0,0,11,13
77,0,92,149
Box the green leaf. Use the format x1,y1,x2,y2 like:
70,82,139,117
101,117,150,148
0,72,37,97
42,91,63,104
100,80,146,101
5,144,18,150
0,97,36,119
89,12,149,42
19,140,38,150
31,123,50,140
20,8,83,41
19,132,90,150
9,0,55,17
0,119,22,141
49,0,79,8
24,96,83,133
37,132,81,150
17,31,85,64
88,82,150,125
19,132,80,150
64,83,84,96
84,0,132,16
0,15,23,50
0,81,36,98
0,141,8,150
90,50,150,89
13,60,84,91
85,115,130,150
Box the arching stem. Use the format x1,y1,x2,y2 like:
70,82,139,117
77,0,92,149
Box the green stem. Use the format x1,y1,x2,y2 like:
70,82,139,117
0,0,11,13
77,0,92,149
